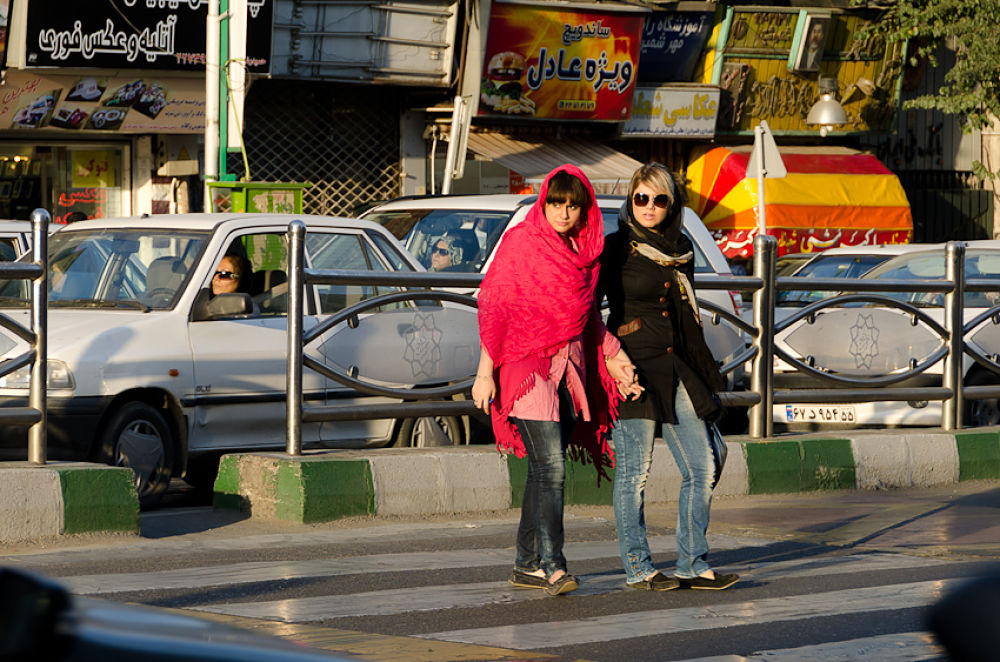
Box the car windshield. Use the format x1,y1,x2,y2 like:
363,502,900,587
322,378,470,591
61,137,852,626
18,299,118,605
777,254,891,306
364,208,513,273
860,249,1000,308
0,229,210,310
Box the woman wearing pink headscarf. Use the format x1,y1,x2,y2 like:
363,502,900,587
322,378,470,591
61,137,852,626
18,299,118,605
471,164,640,596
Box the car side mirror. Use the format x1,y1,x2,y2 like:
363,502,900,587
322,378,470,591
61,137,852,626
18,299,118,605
191,289,253,321
0,567,72,658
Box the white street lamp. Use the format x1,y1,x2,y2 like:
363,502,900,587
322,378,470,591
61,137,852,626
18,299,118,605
806,76,848,137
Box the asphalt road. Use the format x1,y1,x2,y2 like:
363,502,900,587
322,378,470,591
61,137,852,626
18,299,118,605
3,481,998,661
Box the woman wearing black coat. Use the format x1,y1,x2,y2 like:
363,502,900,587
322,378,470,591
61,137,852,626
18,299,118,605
600,163,738,592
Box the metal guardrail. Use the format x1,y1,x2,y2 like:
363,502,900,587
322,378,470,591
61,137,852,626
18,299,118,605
286,222,1000,448
0,209,49,462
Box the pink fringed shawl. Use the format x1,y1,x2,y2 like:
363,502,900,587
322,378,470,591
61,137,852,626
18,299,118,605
478,164,620,478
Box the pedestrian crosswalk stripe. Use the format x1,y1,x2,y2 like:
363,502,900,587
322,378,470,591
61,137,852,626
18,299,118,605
417,580,955,650
673,632,943,662
59,534,948,597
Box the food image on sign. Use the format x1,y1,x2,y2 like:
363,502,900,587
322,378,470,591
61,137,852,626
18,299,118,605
10,92,60,129
102,80,147,107
479,6,641,120
480,51,536,115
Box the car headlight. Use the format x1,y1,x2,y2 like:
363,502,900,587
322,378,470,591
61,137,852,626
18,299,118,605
0,360,75,390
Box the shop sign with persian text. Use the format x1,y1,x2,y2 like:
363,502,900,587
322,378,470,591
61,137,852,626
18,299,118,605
622,86,719,137
637,11,712,83
0,70,205,134
479,1,643,120
24,0,272,72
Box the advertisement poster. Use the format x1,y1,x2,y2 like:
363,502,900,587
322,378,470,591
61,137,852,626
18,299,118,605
0,71,205,133
24,0,272,72
71,150,116,188
480,2,644,120
637,11,712,83
623,85,719,138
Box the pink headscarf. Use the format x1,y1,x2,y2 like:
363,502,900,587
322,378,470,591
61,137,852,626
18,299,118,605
478,164,619,474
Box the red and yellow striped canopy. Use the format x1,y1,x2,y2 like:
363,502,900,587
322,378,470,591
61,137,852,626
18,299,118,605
686,145,912,259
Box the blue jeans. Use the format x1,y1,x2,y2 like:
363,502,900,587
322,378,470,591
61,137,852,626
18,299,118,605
512,415,574,578
612,383,715,581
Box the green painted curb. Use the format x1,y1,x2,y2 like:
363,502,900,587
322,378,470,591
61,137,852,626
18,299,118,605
745,441,802,494
213,454,244,511
291,460,375,523
798,438,856,490
58,467,139,534
565,452,614,505
745,439,855,494
213,455,375,523
506,453,615,507
955,431,1000,480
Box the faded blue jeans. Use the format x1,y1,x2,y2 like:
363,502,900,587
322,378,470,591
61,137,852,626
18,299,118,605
511,410,575,578
612,383,715,582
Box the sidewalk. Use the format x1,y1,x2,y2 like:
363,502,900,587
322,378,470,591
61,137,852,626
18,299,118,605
2,427,999,543
212,427,1000,523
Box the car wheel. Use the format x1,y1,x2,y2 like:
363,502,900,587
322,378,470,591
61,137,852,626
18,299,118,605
393,415,464,448
964,369,1000,427
98,402,174,508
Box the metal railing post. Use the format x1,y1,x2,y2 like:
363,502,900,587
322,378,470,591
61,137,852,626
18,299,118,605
286,220,305,455
942,240,965,430
749,234,776,438
27,208,48,464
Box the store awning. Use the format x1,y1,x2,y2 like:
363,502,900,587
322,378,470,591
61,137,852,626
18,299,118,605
686,145,913,259
466,132,641,192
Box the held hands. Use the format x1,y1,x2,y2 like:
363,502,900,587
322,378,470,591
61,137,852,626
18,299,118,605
605,350,643,400
472,374,495,414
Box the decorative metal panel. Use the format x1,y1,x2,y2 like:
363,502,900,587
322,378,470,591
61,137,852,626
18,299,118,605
782,308,941,376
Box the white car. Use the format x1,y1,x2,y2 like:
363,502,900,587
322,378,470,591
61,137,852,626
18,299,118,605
361,194,746,367
0,214,478,506
0,219,42,261
773,244,1000,428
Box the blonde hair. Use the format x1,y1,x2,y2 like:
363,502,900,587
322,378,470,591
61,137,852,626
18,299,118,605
628,163,678,203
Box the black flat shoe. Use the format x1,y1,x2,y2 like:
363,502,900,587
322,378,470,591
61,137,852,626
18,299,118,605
628,572,681,591
545,573,579,596
509,569,549,589
677,573,739,590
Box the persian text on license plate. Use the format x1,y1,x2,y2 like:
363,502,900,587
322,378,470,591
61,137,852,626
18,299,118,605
784,405,856,423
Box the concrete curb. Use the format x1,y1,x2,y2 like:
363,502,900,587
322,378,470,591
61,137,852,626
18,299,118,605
214,429,1000,524
0,462,139,542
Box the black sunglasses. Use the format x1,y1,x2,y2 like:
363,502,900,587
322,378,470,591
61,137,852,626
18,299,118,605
214,270,239,280
632,192,671,209
432,247,450,256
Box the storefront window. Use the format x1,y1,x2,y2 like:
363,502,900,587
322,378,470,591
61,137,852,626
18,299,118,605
0,144,125,223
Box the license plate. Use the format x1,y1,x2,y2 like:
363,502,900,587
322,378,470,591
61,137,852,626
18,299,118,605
784,405,856,423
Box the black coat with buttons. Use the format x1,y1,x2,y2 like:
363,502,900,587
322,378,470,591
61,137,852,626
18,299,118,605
599,228,724,424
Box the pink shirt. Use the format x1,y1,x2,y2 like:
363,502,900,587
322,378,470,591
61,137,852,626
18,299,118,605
510,324,621,421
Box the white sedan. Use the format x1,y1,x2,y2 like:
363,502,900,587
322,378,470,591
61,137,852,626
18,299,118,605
0,214,478,506
773,244,1000,428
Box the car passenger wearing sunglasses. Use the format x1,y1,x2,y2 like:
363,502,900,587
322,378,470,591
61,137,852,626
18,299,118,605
632,192,672,209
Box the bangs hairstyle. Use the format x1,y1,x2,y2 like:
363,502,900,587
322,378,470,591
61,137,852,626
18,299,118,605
628,163,677,203
545,170,590,208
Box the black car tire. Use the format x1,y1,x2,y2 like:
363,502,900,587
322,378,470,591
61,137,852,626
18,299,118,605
393,415,465,448
97,401,174,509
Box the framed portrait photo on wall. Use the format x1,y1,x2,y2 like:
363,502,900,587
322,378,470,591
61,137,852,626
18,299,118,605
789,12,830,73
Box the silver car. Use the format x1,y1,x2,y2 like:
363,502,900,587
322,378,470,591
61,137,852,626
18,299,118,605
773,243,1000,428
